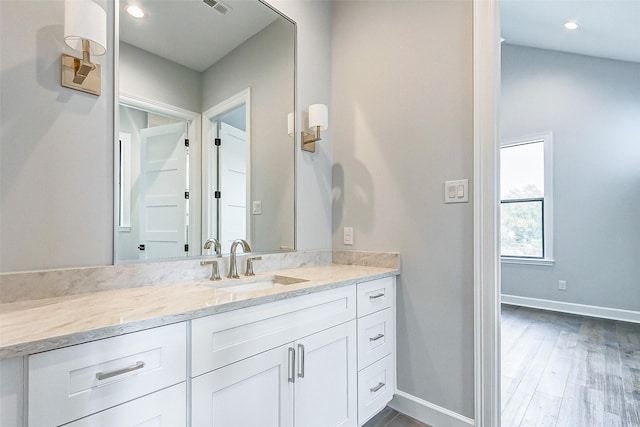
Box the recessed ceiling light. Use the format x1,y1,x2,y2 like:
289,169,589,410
126,5,145,18
564,21,579,30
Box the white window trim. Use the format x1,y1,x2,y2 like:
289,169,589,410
500,132,554,265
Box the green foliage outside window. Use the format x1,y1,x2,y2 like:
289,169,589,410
501,184,543,258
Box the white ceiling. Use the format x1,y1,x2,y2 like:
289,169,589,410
501,0,640,63
119,0,280,72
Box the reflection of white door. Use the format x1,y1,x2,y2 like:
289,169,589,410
219,122,247,247
139,122,187,260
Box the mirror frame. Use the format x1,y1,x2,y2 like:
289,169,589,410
112,0,298,264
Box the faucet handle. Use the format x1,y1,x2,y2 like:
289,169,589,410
245,256,262,276
200,260,221,281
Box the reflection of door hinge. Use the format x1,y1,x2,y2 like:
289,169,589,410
215,191,221,199
184,244,189,252
185,138,190,147
138,244,146,251
215,138,221,146
185,191,190,199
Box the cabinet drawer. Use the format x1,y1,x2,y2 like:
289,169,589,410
65,383,186,427
191,285,356,377
28,323,186,427
357,308,394,369
357,277,393,317
357,354,395,426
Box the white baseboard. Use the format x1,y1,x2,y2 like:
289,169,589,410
501,294,640,324
389,390,474,427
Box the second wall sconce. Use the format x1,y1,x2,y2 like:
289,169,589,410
301,104,328,153
61,0,107,96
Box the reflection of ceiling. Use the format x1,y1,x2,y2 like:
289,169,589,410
119,0,280,72
501,0,640,63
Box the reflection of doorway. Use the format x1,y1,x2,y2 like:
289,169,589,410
116,96,200,262
218,121,247,246
138,122,188,260
202,88,251,251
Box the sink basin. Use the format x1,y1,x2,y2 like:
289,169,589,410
213,275,308,293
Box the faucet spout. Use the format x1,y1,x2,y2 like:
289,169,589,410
203,238,222,256
228,239,251,278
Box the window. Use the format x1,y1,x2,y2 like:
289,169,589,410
500,132,554,265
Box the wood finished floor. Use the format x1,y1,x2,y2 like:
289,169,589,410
501,305,640,427
362,407,430,427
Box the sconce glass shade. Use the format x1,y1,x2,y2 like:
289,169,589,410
308,104,328,131
287,112,295,137
64,0,107,55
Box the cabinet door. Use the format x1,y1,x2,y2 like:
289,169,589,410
294,321,357,427
65,383,186,427
192,344,294,427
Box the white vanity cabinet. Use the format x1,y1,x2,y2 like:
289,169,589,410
5,273,397,427
355,277,396,426
27,323,187,427
191,285,358,427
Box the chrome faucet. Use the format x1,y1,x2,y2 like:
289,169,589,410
203,238,221,256
201,238,222,281
228,239,251,278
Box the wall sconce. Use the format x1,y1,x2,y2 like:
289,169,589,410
301,104,328,153
61,0,107,96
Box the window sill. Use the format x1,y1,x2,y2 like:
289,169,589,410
501,257,555,266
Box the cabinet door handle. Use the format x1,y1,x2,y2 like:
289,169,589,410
95,361,145,381
369,293,385,300
369,333,385,342
370,382,385,393
297,344,305,378
288,347,296,383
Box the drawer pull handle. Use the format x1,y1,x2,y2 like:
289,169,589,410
96,361,145,381
288,347,296,383
369,293,385,300
298,344,305,378
370,382,385,393
370,333,385,342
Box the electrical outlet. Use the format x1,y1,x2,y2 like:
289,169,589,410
252,201,262,215
558,280,566,291
343,227,353,245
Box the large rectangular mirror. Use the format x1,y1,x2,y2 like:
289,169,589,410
115,0,295,261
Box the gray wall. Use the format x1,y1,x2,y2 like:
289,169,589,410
270,0,333,252
0,0,333,272
202,18,295,252
331,1,474,418
119,42,202,113
501,44,640,312
0,0,114,272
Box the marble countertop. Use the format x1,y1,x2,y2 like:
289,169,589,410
0,264,398,359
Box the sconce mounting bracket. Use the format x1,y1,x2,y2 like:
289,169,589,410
301,132,316,153
61,54,101,96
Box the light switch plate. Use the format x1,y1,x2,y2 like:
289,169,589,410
343,227,353,245
444,179,469,204
252,201,262,215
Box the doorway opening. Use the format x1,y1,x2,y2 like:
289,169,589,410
201,88,251,250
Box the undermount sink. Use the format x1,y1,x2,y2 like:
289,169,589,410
212,275,308,293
